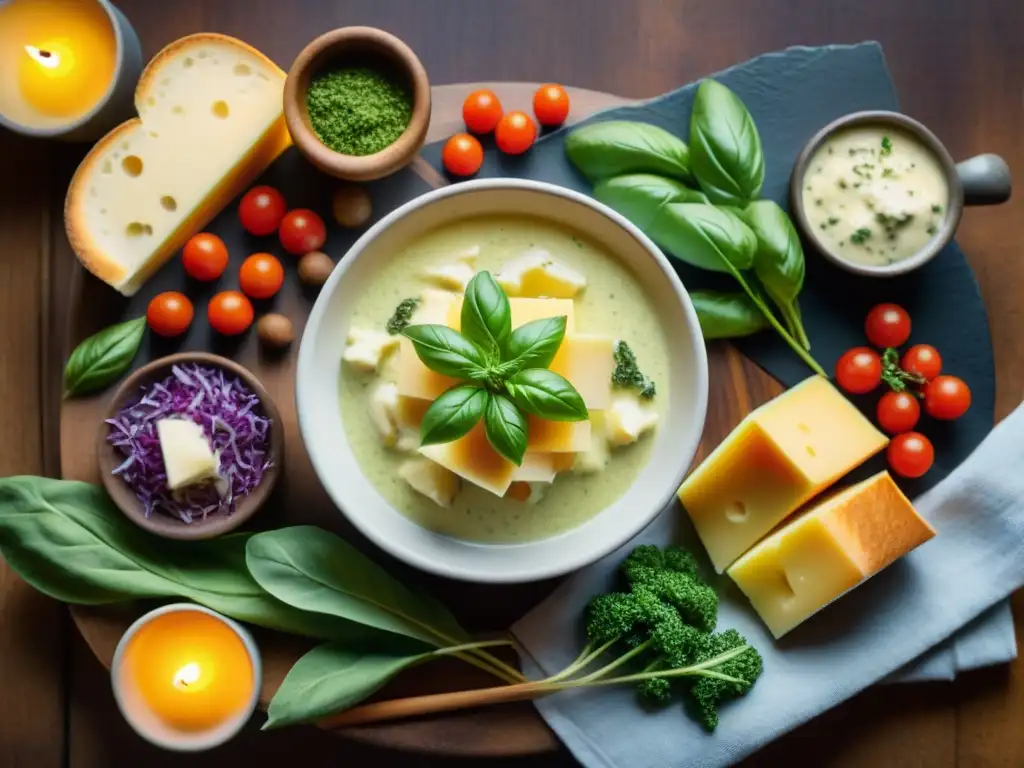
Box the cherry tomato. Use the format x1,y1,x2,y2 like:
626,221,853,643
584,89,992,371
864,303,911,348
924,375,971,420
238,185,286,236
207,291,254,336
462,89,503,134
279,209,326,256
239,253,285,299
901,344,942,381
146,291,194,337
442,133,484,177
876,391,920,434
533,84,570,127
495,111,537,155
835,347,882,394
887,432,935,478
181,233,229,281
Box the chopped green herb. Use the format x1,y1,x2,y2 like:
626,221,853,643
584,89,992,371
908,190,915,197
805,185,812,192
882,168,895,178
385,297,420,335
932,204,942,213
850,228,872,245
306,67,412,156
880,136,893,156
926,225,937,235
815,198,824,206
612,340,656,399
853,182,862,188
837,179,848,189
827,147,834,154
828,217,839,225
839,240,845,246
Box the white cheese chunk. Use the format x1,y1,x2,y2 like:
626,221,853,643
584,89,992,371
575,413,610,473
606,396,659,447
496,249,587,298
368,382,399,446
422,262,476,291
343,328,399,372
398,458,461,507
156,418,219,491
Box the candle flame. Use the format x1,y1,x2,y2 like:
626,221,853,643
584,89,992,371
173,662,202,690
25,45,61,70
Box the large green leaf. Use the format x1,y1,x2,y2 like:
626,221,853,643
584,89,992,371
690,290,770,340
593,174,707,232
460,271,511,357
419,385,488,446
402,324,487,379
689,79,765,206
63,317,145,398
566,122,693,183
245,527,469,647
652,204,758,275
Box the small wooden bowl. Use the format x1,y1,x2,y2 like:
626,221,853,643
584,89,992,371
97,352,282,540
284,27,431,182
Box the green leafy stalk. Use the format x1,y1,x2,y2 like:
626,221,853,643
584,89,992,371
566,121,694,183
690,290,769,340
63,317,146,398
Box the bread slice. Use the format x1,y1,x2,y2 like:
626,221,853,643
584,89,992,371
64,34,291,296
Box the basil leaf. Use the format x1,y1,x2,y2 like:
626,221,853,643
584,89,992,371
460,271,511,357
265,642,432,729
484,394,529,465
506,368,588,422
689,79,765,206
245,526,468,646
419,386,488,446
566,121,694,183
402,324,487,379
63,317,146,398
691,290,770,339
736,200,810,349
653,203,758,275
504,316,567,373
593,174,708,231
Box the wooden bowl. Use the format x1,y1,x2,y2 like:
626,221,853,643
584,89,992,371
284,27,431,182
97,352,283,540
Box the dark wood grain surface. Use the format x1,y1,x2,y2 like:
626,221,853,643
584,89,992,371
2,1,1022,766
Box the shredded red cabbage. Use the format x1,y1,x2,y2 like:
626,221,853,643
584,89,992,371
106,363,273,523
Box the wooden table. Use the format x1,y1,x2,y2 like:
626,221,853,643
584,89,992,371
1,1,1021,765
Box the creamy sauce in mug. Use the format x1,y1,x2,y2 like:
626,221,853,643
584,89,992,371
802,126,949,266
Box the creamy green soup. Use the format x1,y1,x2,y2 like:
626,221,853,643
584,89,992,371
338,214,670,544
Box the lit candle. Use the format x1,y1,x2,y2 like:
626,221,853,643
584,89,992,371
0,0,141,140
112,604,261,751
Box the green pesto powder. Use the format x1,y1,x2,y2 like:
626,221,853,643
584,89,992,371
306,67,412,156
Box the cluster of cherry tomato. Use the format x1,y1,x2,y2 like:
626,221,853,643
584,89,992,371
834,303,972,479
441,84,571,177
145,185,327,338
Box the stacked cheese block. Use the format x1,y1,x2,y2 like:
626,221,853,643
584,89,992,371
679,376,936,638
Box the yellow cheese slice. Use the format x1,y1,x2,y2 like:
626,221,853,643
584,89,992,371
64,34,290,296
527,416,591,453
495,250,588,298
678,375,888,573
550,335,615,411
445,297,577,333
727,471,935,638
419,422,516,497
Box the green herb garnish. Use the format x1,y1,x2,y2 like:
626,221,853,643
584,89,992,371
828,217,839,225
612,340,656,398
63,317,146,398
837,179,848,189
306,67,412,156
881,136,893,156
926,225,937,235
386,297,420,335
932,204,943,213
403,272,587,465
882,168,895,177
851,227,872,244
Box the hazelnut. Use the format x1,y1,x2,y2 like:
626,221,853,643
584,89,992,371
256,313,294,349
298,251,334,286
332,183,372,229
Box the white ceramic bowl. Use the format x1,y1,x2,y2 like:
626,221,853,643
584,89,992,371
297,179,708,583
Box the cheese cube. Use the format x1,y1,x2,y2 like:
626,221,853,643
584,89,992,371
728,471,935,638
527,416,591,453
343,328,400,372
64,34,291,296
606,395,658,446
496,250,587,298
510,452,574,482
678,376,888,573
398,459,461,507
549,334,615,411
156,418,219,491
419,422,517,497
422,262,476,291
368,382,399,446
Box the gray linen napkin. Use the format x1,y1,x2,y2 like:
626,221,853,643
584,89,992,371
513,403,1024,768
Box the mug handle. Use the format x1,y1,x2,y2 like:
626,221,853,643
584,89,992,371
956,154,1012,205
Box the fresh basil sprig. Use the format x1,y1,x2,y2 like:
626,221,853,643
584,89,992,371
403,272,588,465
689,79,765,206
690,290,770,339
63,316,146,398
566,121,694,183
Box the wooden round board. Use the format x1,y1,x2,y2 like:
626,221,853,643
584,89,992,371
60,82,783,757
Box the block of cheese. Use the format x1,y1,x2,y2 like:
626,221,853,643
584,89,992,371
344,328,399,372
495,250,588,298
396,290,461,400
678,375,888,573
728,471,936,638
420,421,516,497
398,458,460,507
527,415,591,452
65,34,290,296
550,335,616,411
606,395,659,446
511,451,577,482
156,418,219,490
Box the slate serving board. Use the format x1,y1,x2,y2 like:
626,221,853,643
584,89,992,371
422,42,996,498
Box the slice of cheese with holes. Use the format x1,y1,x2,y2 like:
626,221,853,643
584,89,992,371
64,34,290,296
678,375,888,573
419,421,516,497
728,471,935,638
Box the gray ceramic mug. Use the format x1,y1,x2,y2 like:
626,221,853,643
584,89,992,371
789,110,1011,277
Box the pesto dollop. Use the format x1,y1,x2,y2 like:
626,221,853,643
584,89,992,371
306,67,412,156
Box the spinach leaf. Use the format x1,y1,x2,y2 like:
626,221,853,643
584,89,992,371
653,203,758,275
690,290,770,339
506,369,588,422
594,174,708,231
402,324,487,379
265,642,432,729
0,477,372,642
245,526,469,648
736,200,810,349
63,317,146,398
504,316,567,373
418,385,488,446
460,271,511,357
689,79,765,207
566,121,694,183
484,394,529,465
